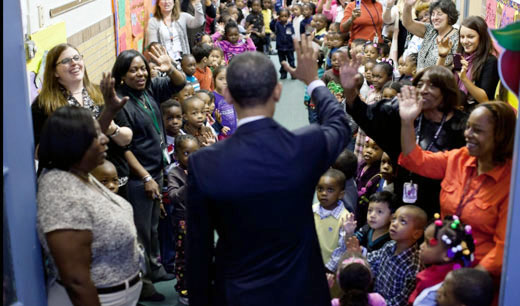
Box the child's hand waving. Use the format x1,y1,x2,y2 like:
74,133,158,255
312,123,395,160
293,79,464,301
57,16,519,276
346,236,362,255
342,212,357,236
221,126,230,135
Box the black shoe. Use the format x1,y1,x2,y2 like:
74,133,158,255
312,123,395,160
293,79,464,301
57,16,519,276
152,272,175,283
140,292,166,302
280,74,287,79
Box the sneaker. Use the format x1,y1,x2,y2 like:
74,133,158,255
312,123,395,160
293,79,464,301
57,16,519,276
179,296,189,305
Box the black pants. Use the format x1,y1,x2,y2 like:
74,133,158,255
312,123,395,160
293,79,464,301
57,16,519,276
278,50,295,76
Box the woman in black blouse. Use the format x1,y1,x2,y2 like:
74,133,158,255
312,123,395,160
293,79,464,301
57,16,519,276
342,63,468,218
111,44,185,301
455,16,499,112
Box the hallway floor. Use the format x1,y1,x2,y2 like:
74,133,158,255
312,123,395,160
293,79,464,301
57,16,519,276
140,51,309,306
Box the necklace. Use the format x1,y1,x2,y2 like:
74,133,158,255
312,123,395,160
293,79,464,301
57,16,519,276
69,168,90,182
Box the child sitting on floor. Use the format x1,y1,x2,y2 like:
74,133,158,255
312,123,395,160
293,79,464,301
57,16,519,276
347,205,427,306
409,214,476,306
213,20,256,63
181,96,216,147
436,268,494,306
213,65,237,139
180,54,200,91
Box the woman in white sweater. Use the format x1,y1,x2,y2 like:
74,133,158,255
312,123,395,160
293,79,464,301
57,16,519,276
146,0,205,62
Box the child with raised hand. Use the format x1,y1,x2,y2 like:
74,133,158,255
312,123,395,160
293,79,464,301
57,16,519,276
192,43,214,91
213,65,237,139
212,20,256,63
195,89,229,137
347,205,427,306
313,169,350,273
344,191,396,253
436,268,494,306
331,253,387,306
270,8,295,79
167,134,200,305
208,47,225,73
181,96,216,147
409,214,476,306
245,0,265,52
355,137,383,227
91,160,120,194
181,54,200,91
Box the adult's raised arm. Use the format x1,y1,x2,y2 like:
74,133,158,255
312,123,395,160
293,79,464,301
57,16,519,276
402,0,426,38
46,230,101,306
398,85,422,156
149,44,186,87
184,0,205,28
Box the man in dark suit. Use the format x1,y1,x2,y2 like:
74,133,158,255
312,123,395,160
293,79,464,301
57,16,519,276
186,36,357,306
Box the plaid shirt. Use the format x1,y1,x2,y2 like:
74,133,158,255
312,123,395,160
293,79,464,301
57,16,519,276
367,241,422,306
313,202,347,272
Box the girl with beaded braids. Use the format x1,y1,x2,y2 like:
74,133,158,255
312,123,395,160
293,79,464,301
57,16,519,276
408,214,475,306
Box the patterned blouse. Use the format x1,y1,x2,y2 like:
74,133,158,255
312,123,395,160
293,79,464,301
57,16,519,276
60,86,101,118
417,23,459,72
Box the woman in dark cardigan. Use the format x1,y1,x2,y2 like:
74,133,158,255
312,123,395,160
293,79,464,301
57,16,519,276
343,65,468,218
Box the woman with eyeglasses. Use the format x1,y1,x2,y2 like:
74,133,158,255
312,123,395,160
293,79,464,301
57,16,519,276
342,63,468,219
31,43,133,198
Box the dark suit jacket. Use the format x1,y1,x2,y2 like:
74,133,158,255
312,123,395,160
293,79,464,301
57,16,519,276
186,86,351,306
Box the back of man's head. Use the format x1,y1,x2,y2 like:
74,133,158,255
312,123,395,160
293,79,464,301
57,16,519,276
226,52,277,108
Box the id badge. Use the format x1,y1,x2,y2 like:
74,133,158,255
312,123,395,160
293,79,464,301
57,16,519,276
373,35,379,44
286,27,292,35
163,147,171,164
403,181,418,203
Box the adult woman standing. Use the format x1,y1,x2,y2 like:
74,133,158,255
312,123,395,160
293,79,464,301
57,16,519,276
146,0,205,63
181,0,217,49
342,59,467,218
402,0,459,71
398,90,515,282
454,16,499,112
340,0,383,44
31,43,132,147
112,45,185,301
37,106,142,305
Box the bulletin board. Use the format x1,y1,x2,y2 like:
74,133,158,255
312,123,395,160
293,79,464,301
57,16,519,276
113,0,156,54
485,0,520,30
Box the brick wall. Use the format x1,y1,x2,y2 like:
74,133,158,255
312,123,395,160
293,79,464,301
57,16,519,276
68,16,116,84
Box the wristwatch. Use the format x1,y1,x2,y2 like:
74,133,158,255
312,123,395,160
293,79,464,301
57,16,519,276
142,175,153,183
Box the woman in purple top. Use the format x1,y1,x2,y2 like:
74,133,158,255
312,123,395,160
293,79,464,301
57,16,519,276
213,66,237,139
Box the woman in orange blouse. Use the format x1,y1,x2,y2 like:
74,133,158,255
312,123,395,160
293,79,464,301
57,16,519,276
397,85,515,279
340,0,383,45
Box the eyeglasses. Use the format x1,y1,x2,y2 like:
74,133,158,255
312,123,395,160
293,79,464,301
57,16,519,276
56,54,83,65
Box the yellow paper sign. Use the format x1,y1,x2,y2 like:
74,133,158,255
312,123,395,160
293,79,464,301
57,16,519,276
26,22,67,73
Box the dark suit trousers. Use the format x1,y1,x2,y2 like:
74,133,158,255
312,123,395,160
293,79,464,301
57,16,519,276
278,50,295,75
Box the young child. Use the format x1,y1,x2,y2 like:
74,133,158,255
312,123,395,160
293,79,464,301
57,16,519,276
270,8,295,79
304,51,326,123
181,54,200,92
208,47,225,73
236,0,249,27
245,0,265,52
364,42,380,63
409,215,476,306
173,83,195,104
355,137,383,227
192,43,214,91
181,96,216,147
344,191,396,253
213,66,238,138
161,99,184,167
213,20,257,63
347,205,427,306
167,134,200,305
91,160,120,194
261,0,275,55
359,59,376,100
332,149,359,213
377,152,395,193
291,4,304,41
194,32,213,46
331,254,387,306
312,13,328,46
195,89,229,137
436,268,494,306
381,81,403,100
325,31,345,69
313,168,349,273
300,3,314,37
397,53,417,82
322,51,342,86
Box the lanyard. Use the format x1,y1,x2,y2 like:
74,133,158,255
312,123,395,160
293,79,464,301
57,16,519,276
128,92,161,136
361,1,380,40
415,113,446,151
163,20,175,43
455,168,486,216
